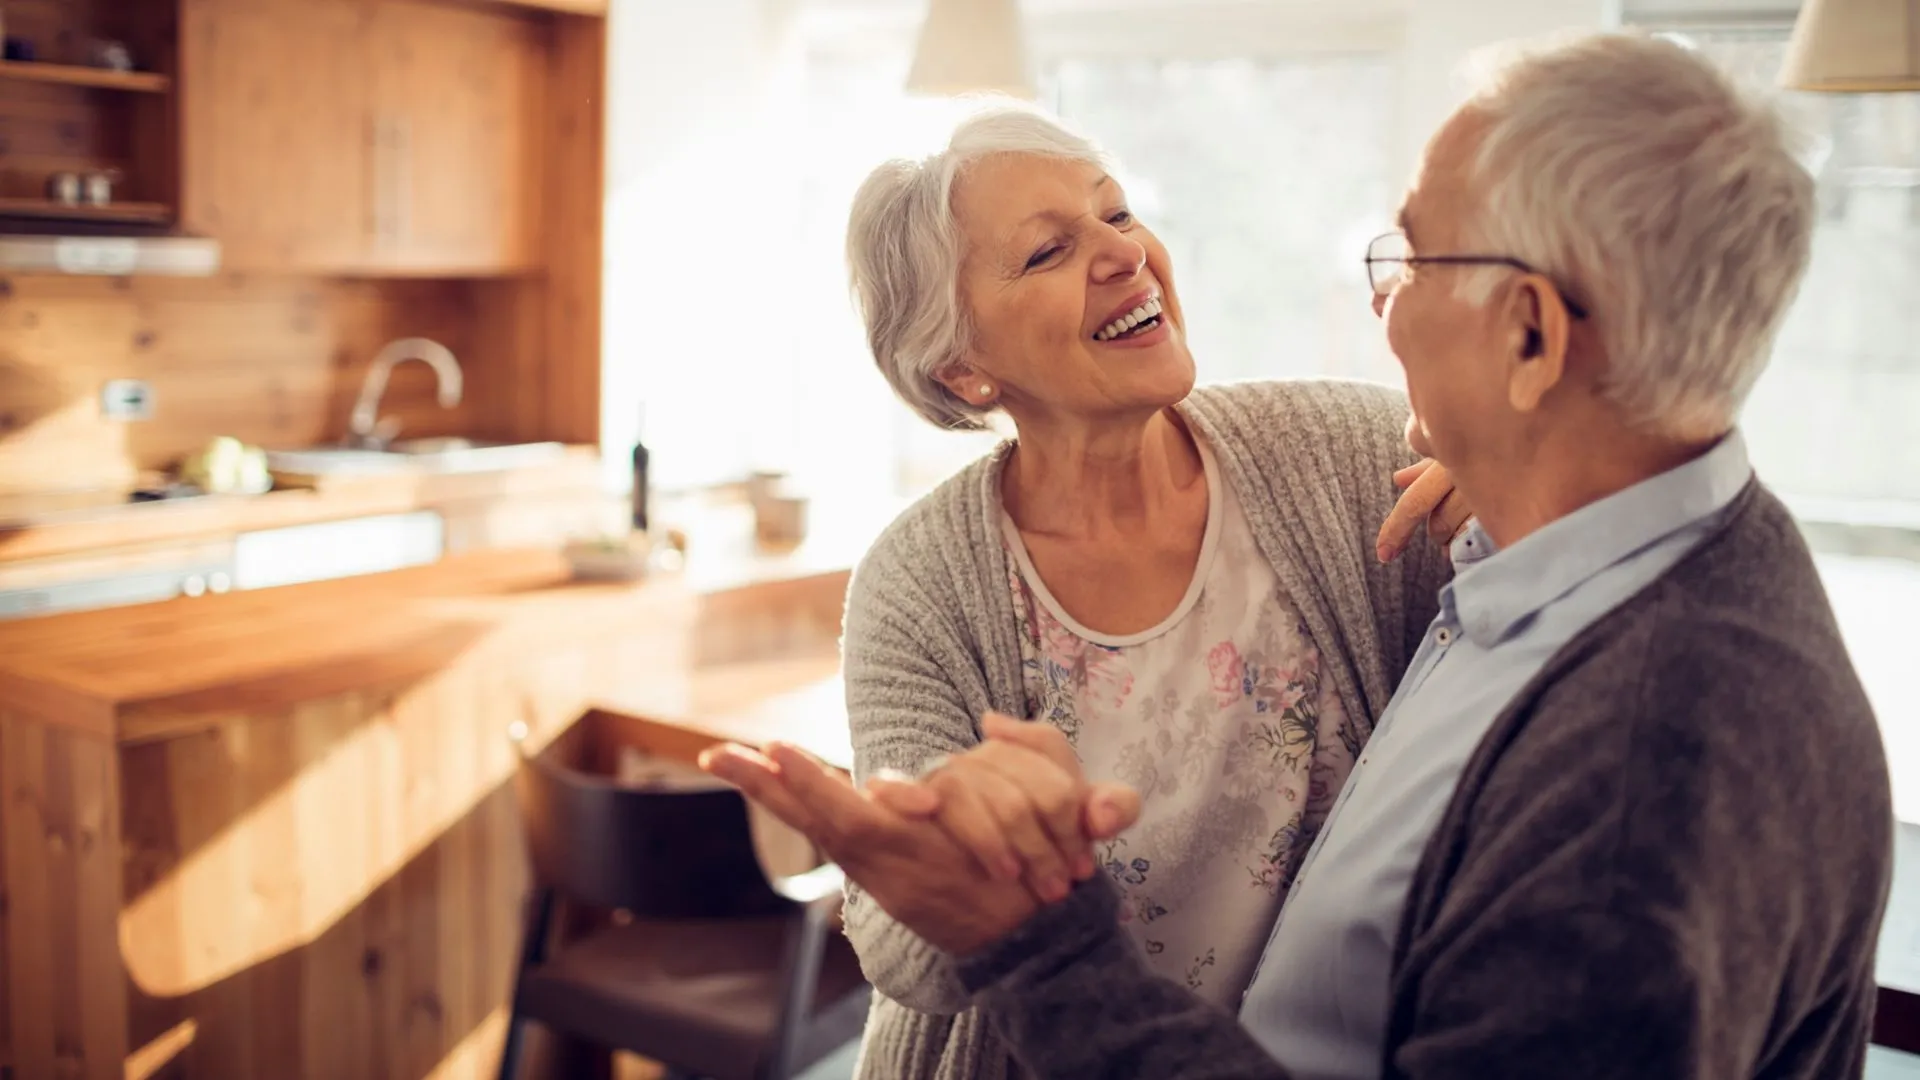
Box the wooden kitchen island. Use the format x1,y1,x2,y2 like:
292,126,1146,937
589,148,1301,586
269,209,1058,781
0,548,849,1080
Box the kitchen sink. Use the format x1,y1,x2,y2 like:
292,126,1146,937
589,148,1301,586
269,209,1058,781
266,439,566,477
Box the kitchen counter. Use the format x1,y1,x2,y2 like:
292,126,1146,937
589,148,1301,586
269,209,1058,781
0,534,855,1080
0,518,871,744
0,445,606,564
0,548,694,743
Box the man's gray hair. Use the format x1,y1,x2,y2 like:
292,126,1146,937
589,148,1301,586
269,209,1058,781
1459,32,1816,437
847,103,1112,429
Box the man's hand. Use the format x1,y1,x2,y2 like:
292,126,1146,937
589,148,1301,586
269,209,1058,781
864,714,1141,903
699,740,1043,956
1377,457,1472,563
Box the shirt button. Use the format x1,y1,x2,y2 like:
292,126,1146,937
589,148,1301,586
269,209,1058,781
1435,627,1455,646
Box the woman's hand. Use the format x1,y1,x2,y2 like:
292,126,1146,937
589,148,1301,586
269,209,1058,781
867,713,1138,905
1376,458,1472,563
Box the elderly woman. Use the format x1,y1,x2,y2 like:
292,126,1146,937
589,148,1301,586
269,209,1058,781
838,105,1459,1080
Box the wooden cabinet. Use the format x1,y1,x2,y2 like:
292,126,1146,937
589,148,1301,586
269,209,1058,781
181,0,547,276
180,0,373,271
371,1,545,273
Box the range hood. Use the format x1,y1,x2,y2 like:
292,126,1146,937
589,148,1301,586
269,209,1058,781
0,218,219,277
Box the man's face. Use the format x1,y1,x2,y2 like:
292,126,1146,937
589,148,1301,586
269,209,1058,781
1375,108,1523,472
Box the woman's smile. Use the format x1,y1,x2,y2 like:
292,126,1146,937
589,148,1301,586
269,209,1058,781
1090,290,1169,345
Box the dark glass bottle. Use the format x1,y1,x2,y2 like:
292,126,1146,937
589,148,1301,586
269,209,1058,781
630,410,650,533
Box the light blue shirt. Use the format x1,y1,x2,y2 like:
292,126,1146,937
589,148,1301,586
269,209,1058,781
1237,433,1756,1079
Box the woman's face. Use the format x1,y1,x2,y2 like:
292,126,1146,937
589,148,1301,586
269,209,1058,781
948,154,1195,424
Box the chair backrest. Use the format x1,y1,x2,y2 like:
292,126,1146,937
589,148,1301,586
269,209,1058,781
514,748,791,919
1874,985,1920,1055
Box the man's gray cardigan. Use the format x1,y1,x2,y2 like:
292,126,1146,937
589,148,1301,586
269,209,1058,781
958,481,1896,1080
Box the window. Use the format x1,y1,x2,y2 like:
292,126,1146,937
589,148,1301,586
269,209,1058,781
780,43,1403,498
1048,56,1400,388
1644,25,1920,510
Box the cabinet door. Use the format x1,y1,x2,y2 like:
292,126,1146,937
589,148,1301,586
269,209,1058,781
371,1,546,274
179,0,376,272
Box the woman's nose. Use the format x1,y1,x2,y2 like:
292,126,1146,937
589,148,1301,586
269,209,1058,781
1092,231,1147,282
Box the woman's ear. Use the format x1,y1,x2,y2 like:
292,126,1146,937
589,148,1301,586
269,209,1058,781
935,361,997,406
1506,276,1570,414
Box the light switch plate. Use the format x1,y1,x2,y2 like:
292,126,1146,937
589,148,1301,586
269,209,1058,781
101,379,154,421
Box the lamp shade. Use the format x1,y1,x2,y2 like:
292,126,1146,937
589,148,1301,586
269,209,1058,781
906,0,1035,99
1780,0,1920,92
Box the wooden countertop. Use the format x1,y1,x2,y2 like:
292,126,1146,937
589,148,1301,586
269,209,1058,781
0,548,699,742
0,447,605,563
589,658,853,773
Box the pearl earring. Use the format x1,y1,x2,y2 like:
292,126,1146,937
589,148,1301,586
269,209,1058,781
978,384,993,398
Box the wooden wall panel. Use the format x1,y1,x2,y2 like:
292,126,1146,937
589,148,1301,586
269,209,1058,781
0,275,525,497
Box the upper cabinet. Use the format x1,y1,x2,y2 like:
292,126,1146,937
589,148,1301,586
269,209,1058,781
370,1,545,274
180,0,548,276
179,0,373,271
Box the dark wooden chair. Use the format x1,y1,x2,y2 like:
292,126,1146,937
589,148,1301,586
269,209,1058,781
498,735,870,1080
1874,984,1920,1056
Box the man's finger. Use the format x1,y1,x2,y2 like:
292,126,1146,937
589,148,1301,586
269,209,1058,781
980,712,1081,776
1377,460,1453,563
700,743,828,837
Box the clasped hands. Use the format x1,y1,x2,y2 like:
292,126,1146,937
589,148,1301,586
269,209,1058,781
700,714,1141,957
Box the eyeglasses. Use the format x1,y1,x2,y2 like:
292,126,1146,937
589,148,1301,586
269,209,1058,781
1364,231,1590,320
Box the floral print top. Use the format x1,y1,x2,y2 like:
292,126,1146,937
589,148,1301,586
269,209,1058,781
999,436,1359,1008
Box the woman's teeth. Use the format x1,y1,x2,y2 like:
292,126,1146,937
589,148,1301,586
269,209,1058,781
1093,296,1165,342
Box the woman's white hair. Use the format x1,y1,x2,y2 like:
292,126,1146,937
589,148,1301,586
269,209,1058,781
1457,32,1816,437
847,103,1112,430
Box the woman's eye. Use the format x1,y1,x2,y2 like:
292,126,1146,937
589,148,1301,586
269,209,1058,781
1108,209,1135,227
1024,245,1061,270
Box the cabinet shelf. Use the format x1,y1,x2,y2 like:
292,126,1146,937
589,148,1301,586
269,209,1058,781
0,60,171,93
0,199,174,225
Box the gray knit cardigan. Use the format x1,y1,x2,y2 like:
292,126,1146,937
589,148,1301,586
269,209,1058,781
838,379,1453,1079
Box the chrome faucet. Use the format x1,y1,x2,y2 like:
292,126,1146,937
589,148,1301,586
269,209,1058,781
345,337,463,450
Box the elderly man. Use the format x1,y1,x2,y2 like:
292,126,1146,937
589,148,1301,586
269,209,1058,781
705,30,1895,1080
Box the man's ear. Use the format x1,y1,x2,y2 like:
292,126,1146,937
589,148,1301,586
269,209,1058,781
1506,275,1570,414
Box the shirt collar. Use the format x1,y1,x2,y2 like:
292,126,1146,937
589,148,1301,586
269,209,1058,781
1450,431,1753,647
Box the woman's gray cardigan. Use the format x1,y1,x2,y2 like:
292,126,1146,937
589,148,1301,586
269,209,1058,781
838,379,1452,1079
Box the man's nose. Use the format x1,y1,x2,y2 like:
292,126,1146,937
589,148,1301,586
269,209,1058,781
1371,291,1388,319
